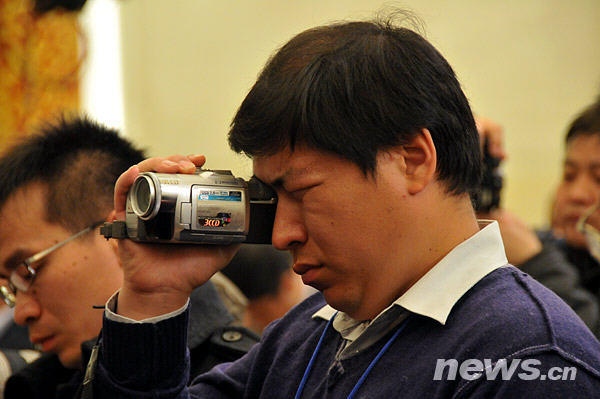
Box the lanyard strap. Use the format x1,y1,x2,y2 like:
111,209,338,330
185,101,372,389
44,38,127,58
295,312,411,399
294,314,336,399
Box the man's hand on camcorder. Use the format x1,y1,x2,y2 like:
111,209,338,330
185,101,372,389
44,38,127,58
475,116,507,160
112,155,240,321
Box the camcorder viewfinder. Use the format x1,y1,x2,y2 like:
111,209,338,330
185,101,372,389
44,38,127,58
101,169,276,245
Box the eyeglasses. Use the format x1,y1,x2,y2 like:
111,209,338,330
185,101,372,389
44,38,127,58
0,221,103,308
576,204,600,263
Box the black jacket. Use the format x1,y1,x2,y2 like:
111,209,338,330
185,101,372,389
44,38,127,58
520,230,600,336
4,282,258,398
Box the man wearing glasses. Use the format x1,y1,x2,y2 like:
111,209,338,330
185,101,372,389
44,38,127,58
551,100,600,299
0,118,255,398
476,102,600,337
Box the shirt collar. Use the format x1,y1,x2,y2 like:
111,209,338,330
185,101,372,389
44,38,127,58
313,220,508,325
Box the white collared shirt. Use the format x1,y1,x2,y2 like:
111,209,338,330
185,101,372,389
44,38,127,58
312,220,508,357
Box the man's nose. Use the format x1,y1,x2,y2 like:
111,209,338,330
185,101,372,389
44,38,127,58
271,196,307,251
13,291,41,326
567,175,598,206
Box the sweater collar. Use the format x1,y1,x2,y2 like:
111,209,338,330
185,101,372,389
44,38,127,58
313,220,508,326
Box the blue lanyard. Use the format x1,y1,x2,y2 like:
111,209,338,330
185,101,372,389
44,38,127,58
294,312,411,399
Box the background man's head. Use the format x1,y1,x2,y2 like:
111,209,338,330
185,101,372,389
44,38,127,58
553,100,600,248
221,244,302,333
0,117,145,367
229,17,481,198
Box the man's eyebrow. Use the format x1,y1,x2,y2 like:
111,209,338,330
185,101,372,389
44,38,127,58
259,165,314,189
261,169,292,188
564,159,600,170
564,159,578,168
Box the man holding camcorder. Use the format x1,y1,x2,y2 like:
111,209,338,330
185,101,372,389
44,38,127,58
91,17,600,398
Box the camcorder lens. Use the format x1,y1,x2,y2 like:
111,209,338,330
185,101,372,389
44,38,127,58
136,179,151,212
131,175,157,219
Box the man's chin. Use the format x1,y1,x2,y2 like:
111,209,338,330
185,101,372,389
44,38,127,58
564,230,589,250
321,289,359,318
58,350,82,369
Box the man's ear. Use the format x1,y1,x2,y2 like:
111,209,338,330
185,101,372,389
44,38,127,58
400,128,437,195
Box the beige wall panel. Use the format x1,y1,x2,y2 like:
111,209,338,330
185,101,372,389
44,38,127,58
120,0,600,228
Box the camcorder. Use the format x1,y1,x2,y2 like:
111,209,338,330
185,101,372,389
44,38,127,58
474,137,503,213
100,169,277,244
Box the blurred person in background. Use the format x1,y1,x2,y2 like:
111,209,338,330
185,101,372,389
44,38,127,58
0,293,39,397
214,244,304,334
0,298,34,350
477,99,600,336
551,100,600,291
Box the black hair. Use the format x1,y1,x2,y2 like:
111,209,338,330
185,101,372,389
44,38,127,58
565,100,600,144
34,0,87,13
221,244,292,300
0,117,145,232
228,15,481,196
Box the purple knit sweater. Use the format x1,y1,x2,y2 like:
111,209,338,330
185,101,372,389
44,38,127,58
95,266,600,398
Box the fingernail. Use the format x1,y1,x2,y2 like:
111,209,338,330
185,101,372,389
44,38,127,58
163,160,177,167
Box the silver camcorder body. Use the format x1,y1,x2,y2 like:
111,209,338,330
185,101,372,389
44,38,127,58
118,169,276,244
